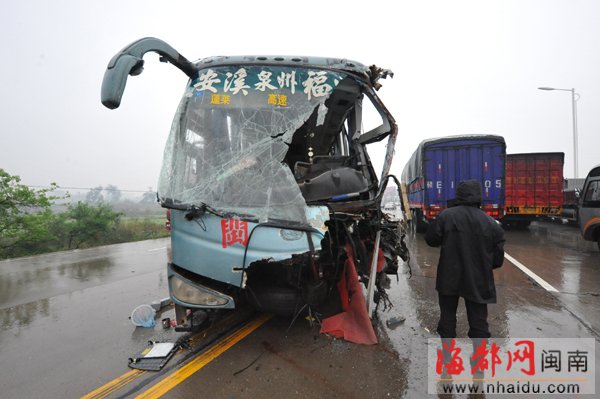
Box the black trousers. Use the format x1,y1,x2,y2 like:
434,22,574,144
437,293,491,339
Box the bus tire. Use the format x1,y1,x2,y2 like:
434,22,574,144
245,284,301,316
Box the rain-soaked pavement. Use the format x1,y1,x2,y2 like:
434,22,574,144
0,221,599,398
0,239,179,398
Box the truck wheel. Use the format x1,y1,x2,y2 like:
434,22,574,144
414,210,428,234
517,221,531,229
409,211,417,235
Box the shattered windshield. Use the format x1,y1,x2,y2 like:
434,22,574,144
158,65,347,223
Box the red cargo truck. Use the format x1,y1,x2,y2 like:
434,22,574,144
502,152,564,228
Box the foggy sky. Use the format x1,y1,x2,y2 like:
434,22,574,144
1,0,598,195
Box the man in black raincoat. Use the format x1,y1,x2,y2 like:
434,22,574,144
425,180,505,338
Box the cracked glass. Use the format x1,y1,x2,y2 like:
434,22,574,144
158,66,347,223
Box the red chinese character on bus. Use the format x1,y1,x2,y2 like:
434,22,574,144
471,340,503,377
221,219,249,248
436,339,465,375
507,339,536,375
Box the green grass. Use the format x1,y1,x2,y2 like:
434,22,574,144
114,217,170,242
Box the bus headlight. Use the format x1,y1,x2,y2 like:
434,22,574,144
169,275,230,306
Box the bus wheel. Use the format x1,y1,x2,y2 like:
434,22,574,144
245,284,301,316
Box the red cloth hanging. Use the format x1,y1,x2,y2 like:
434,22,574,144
320,243,378,345
372,246,386,273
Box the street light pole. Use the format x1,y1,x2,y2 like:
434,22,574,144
571,88,579,179
538,87,579,178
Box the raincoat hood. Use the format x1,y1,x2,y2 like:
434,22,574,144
455,180,482,205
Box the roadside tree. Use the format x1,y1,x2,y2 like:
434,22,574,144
0,169,58,258
60,202,122,249
140,187,157,204
105,184,122,203
86,185,104,203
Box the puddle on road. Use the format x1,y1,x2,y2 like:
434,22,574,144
0,298,51,332
505,222,600,301
0,257,116,308
527,222,597,253
505,306,593,337
0,240,170,310
379,263,437,397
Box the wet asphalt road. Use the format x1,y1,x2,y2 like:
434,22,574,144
0,221,599,398
0,238,182,399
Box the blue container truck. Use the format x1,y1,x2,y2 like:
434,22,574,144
401,135,506,232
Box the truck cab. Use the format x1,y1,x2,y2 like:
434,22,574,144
578,165,600,250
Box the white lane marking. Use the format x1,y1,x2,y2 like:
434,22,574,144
504,252,559,293
148,246,167,252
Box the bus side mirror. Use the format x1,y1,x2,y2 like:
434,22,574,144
101,54,145,109
101,37,198,109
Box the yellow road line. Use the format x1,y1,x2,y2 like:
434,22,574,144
188,310,245,346
135,313,272,399
93,371,146,399
81,369,146,399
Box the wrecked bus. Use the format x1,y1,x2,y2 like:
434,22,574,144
101,38,408,328
401,134,506,233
